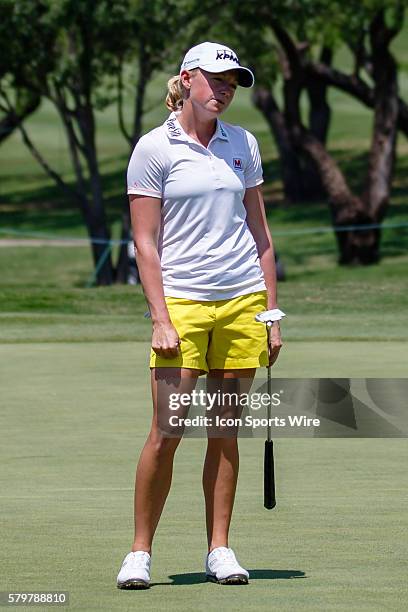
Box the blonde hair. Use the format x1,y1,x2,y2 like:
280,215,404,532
166,75,184,112
165,69,198,111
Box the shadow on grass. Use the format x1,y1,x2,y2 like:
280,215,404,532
0,161,129,234
2,149,407,264
149,569,306,586
263,147,408,207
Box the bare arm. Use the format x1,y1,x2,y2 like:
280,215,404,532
244,186,283,364
130,194,180,357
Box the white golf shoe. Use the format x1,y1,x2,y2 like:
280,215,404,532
116,551,151,589
205,547,249,585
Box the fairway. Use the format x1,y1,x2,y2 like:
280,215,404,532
1,16,408,611
1,342,407,611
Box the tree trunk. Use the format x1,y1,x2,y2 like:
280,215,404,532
115,196,132,284
283,48,330,203
255,21,334,204
334,11,399,266
364,11,399,223
293,128,381,264
336,223,382,265
115,47,150,283
252,86,306,202
131,48,148,149
303,47,332,200
84,209,115,286
85,172,114,286
269,13,400,264
78,102,114,285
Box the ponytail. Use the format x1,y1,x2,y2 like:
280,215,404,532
166,75,184,112
165,69,198,111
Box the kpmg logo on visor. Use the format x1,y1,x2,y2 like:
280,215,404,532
216,49,239,64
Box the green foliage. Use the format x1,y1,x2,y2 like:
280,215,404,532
211,0,406,70
0,0,56,89
0,0,131,109
0,0,223,124
50,0,131,93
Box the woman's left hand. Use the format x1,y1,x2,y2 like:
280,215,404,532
268,323,283,367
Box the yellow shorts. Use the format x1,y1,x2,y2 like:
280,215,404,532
149,290,268,373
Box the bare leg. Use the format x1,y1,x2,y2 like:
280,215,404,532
131,367,200,553
203,369,255,552
203,437,239,552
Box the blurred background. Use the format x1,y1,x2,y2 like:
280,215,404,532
1,0,407,344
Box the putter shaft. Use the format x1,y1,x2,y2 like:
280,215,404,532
267,324,272,442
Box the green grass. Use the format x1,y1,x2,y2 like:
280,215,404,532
1,343,407,611
1,244,407,342
1,32,408,612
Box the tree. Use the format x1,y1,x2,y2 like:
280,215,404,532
270,1,403,264
210,0,335,202
0,0,223,284
0,91,41,144
0,0,133,284
0,1,42,143
214,0,405,264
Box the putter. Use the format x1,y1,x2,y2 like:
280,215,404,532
255,308,286,509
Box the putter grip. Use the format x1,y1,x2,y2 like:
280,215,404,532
264,440,276,509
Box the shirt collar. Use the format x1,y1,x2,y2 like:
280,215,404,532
165,112,187,141
214,119,229,141
164,112,229,143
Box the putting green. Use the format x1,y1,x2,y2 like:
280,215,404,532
1,342,407,611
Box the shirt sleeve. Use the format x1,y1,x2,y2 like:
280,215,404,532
243,130,264,189
127,135,164,198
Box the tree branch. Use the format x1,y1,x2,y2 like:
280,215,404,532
269,18,301,71
52,82,87,157
117,57,132,146
20,121,80,202
1,89,81,202
306,59,408,137
0,91,40,144
132,39,150,147
306,61,373,105
54,92,88,199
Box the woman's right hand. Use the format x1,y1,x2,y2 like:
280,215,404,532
152,321,181,358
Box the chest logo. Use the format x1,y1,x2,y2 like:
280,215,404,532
233,158,243,171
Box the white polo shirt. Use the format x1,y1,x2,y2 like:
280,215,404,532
127,111,266,300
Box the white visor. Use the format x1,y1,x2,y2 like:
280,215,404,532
180,41,255,88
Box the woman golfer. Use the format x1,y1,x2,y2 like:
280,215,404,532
117,41,282,589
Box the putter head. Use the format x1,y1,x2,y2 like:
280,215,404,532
255,308,286,326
